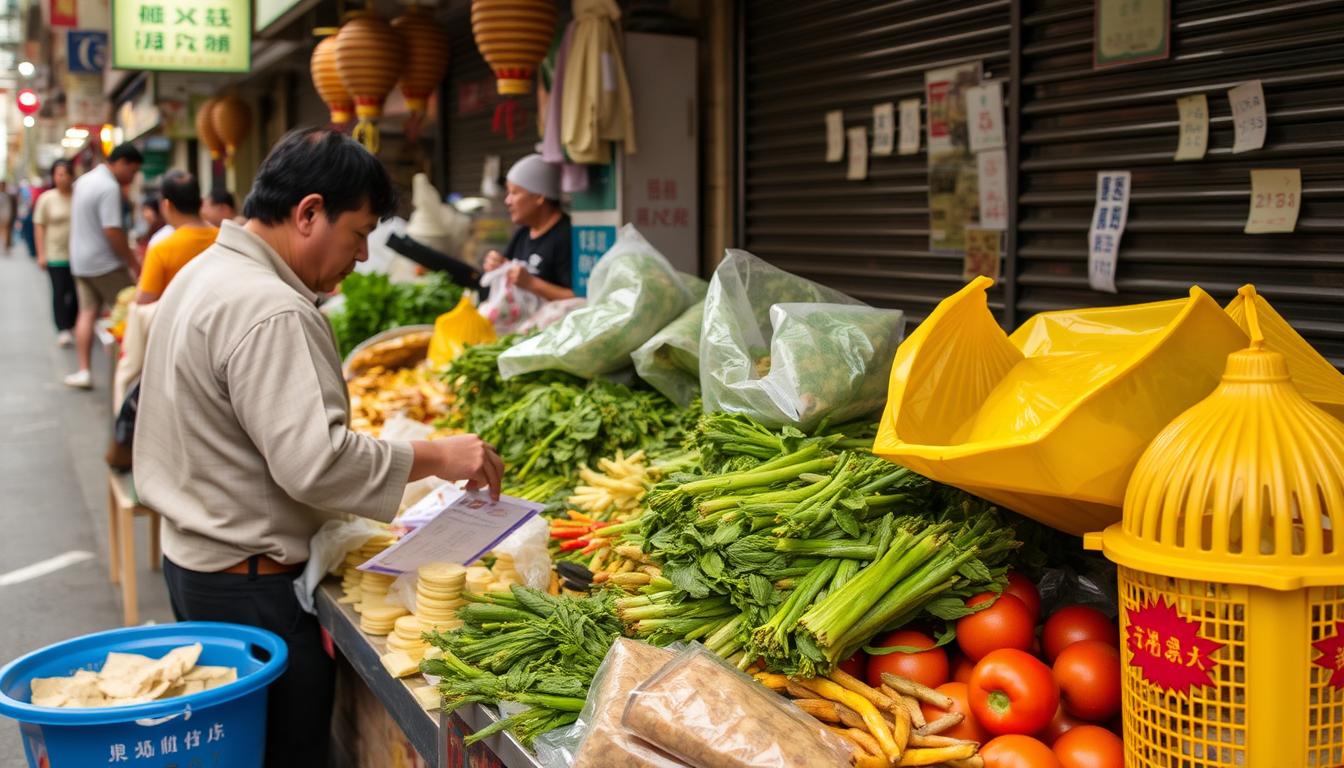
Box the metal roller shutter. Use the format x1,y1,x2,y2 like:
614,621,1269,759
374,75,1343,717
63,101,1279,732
1017,0,1344,366
741,0,1013,324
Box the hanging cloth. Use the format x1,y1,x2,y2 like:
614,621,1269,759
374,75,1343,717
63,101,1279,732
561,0,637,164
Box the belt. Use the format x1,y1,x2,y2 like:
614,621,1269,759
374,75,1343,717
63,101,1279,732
220,555,305,576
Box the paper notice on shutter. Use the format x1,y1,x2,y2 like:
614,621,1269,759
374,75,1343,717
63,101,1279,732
1244,169,1301,234
846,127,869,180
872,103,895,156
1228,80,1267,154
898,98,921,155
825,110,844,162
965,83,1005,152
963,228,1002,281
977,149,1009,230
1087,171,1131,294
1174,94,1209,161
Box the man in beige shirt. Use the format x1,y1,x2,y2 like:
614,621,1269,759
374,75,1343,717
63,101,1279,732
134,128,502,766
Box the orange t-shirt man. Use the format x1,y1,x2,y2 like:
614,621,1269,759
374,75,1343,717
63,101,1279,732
136,225,217,301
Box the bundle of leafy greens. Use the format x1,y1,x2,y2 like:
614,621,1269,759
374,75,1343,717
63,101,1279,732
329,272,464,356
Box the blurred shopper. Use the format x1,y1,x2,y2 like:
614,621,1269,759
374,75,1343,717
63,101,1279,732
481,154,575,301
135,128,503,766
135,170,216,304
33,160,78,346
201,187,244,226
137,193,172,260
66,144,143,390
0,181,15,254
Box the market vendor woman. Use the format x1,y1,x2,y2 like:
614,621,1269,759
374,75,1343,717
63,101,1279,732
134,128,504,766
482,153,576,301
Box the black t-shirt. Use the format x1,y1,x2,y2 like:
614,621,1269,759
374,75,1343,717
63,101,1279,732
504,213,572,289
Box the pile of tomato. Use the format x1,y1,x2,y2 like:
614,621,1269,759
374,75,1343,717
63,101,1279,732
844,573,1124,768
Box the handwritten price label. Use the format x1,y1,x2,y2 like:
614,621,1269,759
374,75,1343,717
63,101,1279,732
846,126,869,180
1245,169,1301,234
825,110,844,162
872,103,895,156
898,98,921,155
965,82,1005,152
977,149,1008,231
1228,80,1267,154
1174,94,1208,161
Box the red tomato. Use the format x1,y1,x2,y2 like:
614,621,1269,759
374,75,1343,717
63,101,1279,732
1053,640,1121,722
1042,606,1119,662
982,734,1063,768
1037,704,1088,746
865,630,949,690
1004,571,1043,621
950,652,977,684
970,648,1060,736
919,682,991,743
958,592,1036,661
838,652,866,680
1053,725,1123,768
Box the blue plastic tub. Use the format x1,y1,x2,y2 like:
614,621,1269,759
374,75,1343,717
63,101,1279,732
0,622,287,768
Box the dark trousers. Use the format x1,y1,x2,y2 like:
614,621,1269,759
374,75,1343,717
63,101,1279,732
164,556,333,768
47,264,78,331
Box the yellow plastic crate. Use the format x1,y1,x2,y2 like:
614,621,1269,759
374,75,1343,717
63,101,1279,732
1088,289,1344,767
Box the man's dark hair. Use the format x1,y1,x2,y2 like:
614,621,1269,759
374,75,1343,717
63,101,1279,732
141,193,161,213
50,159,73,178
108,144,143,164
207,188,236,209
243,128,396,225
161,170,202,215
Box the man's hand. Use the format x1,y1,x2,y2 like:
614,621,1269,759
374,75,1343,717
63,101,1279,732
505,262,534,291
432,434,504,500
483,250,505,272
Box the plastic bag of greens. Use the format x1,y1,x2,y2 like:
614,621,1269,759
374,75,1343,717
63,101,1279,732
700,250,905,430
498,225,693,379
631,300,705,407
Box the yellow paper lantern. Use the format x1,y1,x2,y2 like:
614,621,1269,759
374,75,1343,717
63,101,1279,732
391,6,449,119
335,10,403,152
195,98,224,160
470,0,557,96
311,28,353,125
211,90,252,165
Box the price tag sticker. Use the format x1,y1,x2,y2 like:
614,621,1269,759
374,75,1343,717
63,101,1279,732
1174,94,1208,161
872,103,895,156
1245,169,1301,234
846,126,869,180
1228,80,1267,154
965,82,1005,152
898,98,921,155
825,110,844,162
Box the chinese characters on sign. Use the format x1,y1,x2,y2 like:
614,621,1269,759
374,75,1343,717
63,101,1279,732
1228,80,1267,154
925,62,983,256
1311,621,1344,691
1125,598,1223,695
872,103,895,157
1087,171,1131,294
846,127,869,181
898,98,921,156
977,149,1008,231
112,0,250,72
824,110,844,163
1244,169,1301,234
570,224,616,298
1174,94,1208,161
963,228,1002,281
1094,0,1170,69
106,722,226,764
965,82,1005,153
631,178,691,231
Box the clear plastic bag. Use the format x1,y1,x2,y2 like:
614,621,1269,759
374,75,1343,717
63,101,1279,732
631,299,705,407
497,225,693,379
700,251,905,430
480,263,544,335
622,644,853,768
490,515,553,591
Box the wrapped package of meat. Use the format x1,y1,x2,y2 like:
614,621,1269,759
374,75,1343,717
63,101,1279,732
570,638,688,768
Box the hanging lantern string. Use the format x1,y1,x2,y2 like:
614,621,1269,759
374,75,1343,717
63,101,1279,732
353,118,381,154
492,99,519,141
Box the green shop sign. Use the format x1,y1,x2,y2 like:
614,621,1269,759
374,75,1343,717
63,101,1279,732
112,0,251,73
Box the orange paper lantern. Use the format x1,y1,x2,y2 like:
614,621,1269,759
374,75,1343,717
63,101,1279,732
391,6,449,117
311,28,353,125
471,0,557,96
335,10,402,152
211,90,252,165
195,98,224,160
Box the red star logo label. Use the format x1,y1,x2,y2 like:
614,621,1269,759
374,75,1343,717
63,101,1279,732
1125,598,1224,695
1312,621,1344,691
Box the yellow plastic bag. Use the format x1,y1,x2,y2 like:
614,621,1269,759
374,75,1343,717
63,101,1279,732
427,295,496,367
1225,284,1344,421
874,277,1248,535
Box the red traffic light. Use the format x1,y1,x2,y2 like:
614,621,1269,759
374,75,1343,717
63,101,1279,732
16,88,40,116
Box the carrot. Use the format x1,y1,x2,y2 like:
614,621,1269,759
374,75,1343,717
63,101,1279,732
890,691,912,755
793,698,842,723
845,727,884,760
827,667,899,711
753,672,791,691
559,539,587,551
794,677,901,763
882,684,926,729
896,743,978,766
909,732,973,748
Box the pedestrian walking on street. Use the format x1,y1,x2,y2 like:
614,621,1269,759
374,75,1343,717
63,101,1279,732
65,144,143,390
33,159,79,346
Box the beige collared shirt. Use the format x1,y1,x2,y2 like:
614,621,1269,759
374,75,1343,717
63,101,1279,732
134,221,414,571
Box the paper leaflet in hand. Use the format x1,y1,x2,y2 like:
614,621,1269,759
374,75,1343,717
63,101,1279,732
358,489,542,575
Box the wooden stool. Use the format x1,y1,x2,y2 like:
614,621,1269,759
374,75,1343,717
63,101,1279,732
107,470,161,626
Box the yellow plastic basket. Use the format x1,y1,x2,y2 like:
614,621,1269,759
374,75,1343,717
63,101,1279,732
1087,287,1344,767
1225,285,1344,422
427,295,497,367
874,277,1247,535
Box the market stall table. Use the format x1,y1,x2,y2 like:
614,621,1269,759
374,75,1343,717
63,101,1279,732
315,581,543,768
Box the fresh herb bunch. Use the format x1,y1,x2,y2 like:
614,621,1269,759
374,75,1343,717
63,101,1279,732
328,272,464,356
